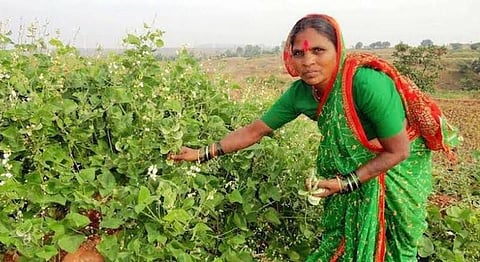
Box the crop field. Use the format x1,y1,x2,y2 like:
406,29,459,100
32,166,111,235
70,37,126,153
0,30,479,262
201,51,480,260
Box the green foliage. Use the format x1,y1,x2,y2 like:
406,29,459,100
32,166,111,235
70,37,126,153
0,27,322,261
392,43,447,91
421,39,434,47
367,41,390,49
420,205,480,261
458,54,480,90
470,42,480,51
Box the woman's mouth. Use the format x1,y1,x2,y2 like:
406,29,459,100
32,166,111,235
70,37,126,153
303,70,319,78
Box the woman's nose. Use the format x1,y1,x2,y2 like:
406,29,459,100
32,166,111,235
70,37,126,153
302,52,315,66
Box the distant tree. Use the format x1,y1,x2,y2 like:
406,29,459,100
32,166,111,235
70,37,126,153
272,46,281,53
450,43,463,50
420,39,434,47
368,41,383,49
355,42,363,49
458,55,480,90
471,42,480,50
243,44,262,57
223,49,236,57
235,46,244,56
392,43,447,91
381,41,391,48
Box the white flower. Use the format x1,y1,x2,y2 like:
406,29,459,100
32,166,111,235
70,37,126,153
190,165,201,173
0,181,5,186
446,231,455,236
2,172,12,178
206,189,216,201
3,153,10,160
148,165,158,181
187,192,196,198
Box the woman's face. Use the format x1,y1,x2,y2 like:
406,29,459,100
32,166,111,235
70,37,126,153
291,28,337,88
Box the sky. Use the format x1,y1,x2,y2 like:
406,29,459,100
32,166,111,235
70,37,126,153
1,0,479,49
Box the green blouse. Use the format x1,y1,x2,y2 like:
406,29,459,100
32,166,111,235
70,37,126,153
261,67,406,139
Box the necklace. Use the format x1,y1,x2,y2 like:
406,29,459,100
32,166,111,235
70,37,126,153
311,86,323,102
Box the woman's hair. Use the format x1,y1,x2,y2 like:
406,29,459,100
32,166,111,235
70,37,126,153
288,15,337,49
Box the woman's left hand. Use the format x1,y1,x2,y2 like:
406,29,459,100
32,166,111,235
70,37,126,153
310,178,342,198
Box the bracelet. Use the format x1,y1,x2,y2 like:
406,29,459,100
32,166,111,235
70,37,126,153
215,142,225,156
197,142,226,163
335,175,344,192
198,147,205,163
339,171,361,194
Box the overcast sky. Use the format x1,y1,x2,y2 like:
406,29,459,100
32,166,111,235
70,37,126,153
1,0,479,49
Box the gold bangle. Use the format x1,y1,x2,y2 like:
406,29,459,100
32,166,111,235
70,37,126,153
336,175,343,193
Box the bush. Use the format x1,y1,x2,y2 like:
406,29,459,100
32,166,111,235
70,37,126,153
0,27,322,261
392,43,447,92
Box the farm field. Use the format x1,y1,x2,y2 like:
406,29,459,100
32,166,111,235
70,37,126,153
201,51,480,260
0,37,479,261
201,51,480,160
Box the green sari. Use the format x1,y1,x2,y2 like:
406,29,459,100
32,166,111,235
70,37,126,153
306,75,432,261
281,14,457,262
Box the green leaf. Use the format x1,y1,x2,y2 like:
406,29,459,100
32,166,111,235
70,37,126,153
106,87,131,104
191,222,212,240
226,235,246,247
49,38,64,48
124,34,141,45
36,245,58,260
164,99,182,112
227,189,243,204
417,236,435,257
98,170,116,190
78,168,96,184
233,212,248,231
100,217,123,229
155,39,164,48
263,207,281,225
225,250,253,262
58,235,85,253
163,209,191,224
135,186,153,213
97,235,119,260
138,186,153,205
65,212,91,228
259,183,281,203
62,99,78,114
288,251,301,261
37,194,67,205
145,223,167,244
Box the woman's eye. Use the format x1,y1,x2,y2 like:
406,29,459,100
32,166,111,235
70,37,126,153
292,50,304,58
312,47,324,54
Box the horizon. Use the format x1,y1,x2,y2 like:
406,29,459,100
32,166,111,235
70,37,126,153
1,0,479,49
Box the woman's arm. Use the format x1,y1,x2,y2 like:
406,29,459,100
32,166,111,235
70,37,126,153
356,126,410,183
313,124,410,196
168,119,273,162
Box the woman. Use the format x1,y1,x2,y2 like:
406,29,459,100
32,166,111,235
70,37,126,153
169,14,456,261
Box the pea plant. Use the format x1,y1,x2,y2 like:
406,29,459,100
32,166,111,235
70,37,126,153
0,26,322,261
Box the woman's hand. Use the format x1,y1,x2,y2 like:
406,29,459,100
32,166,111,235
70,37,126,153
168,147,199,162
308,178,342,198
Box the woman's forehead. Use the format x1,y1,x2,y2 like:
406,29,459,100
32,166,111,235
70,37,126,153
292,29,330,48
